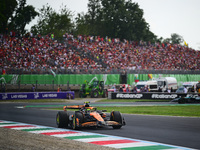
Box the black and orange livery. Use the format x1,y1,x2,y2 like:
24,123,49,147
56,102,125,129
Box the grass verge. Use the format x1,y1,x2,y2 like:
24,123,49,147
55,105,200,117
97,106,200,117
97,99,170,102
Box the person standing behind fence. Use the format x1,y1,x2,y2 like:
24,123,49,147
32,84,35,92
57,85,61,92
119,86,123,92
183,86,188,93
126,86,129,92
196,81,200,95
132,86,137,93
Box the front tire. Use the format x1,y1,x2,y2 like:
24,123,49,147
56,111,69,128
110,111,123,129
72,111,83,130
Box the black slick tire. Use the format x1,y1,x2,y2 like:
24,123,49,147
56,111,69,128
110,111,123,129
72,111,83,130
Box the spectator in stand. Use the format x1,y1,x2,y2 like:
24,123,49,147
1,32,200,74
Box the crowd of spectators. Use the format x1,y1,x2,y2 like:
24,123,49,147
1,32,200,74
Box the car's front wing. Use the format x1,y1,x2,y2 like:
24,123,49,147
80,121,122,127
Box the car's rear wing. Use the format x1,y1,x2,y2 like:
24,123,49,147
63,105,96,111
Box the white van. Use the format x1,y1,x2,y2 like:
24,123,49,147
156,77,178,92
136,80,158,92
182,82,198,92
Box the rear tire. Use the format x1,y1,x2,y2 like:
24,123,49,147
110,111,123,129
56,111,69,128
72,111,83,130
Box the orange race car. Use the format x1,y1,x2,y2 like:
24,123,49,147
56,101,126,129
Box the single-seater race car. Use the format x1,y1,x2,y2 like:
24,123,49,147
171,94,200,104
56,101,125,129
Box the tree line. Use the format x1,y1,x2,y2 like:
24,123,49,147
0,0,184,44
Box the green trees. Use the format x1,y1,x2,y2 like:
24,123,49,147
0,0,185,44
31,4,73,39
0,0,38,34
75,0,156,42
158,33,184,45
170,33,183,44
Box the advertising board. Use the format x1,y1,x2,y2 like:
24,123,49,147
0,91,74,100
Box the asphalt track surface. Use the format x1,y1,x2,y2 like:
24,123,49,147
0,101,200,149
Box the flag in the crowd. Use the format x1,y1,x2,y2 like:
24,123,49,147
50,69,56,77
134,74,139,83
184,41,188,47
148,74,153,79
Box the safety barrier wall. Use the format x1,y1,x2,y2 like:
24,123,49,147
0,91,75,100
109,92,198,100
1,74,200,86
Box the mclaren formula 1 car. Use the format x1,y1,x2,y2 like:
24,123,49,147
171,94,200,104
56,102,125,129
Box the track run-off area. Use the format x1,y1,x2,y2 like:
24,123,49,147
0,120,194,150
0,99,200,150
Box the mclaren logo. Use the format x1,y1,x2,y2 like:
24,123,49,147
116,94,143,99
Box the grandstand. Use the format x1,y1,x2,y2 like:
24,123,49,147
1,33,200,75
1,33,200,92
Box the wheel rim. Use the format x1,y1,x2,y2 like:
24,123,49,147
72,116,76,129
56,114,60,125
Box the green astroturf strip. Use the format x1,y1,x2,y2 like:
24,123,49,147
21,128,54,131
24,105,65,108
23,103,200,108
0,122,18,125
121,145,174,150
64,135,105,140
